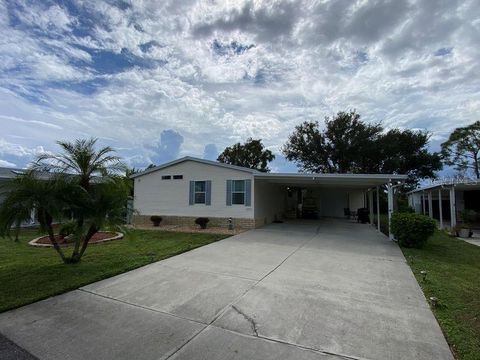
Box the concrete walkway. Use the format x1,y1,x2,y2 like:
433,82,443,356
0,220,453,360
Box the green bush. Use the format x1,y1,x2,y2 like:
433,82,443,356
150,216,162,226
397,205,415,213
195,217,209,229
390,212,436,248
59,221,77,238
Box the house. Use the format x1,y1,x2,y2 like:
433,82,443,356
0,167,37,225
132,157,407,234
0,167,55,227
408,179,480,229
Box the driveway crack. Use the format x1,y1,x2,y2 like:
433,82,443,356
231,305,259,337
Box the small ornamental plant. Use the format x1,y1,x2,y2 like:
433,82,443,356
390,212,436,248
195,217,209,229
150,216,162,227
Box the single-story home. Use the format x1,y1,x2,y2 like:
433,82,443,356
132,157,406,236
408,179,480,229
0,167,38,226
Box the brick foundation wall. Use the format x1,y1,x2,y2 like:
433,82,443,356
133,215,256,229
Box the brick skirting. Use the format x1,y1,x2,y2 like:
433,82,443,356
133,215,256,229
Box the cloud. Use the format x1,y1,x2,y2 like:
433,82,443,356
0,0,478,173
148,129,184,165
203,143,218,160
0,159,17,168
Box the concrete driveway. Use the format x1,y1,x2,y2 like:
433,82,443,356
0,220,453,360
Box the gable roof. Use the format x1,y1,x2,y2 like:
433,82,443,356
131,156,260,178
131,156,408,185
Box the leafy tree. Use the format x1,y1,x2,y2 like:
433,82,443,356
376,129,441,185
441,121,480,178
218,138,275,172
283,110,441,186
283,111,381,173
0,138,128,264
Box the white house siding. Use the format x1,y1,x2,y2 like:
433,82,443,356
134,160,254,221
254,181,285,226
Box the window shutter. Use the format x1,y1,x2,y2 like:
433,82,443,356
245,179,252,207
189,181,195,205
226,180,232,206
205,180,212,206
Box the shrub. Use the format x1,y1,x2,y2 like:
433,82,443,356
150,215,162,227
390,212,436,248
397,205,415,213
195,217,209,229
59,221,77,238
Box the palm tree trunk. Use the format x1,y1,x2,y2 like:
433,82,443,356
70,217,84,261
71,225,97,263
41,212,68,264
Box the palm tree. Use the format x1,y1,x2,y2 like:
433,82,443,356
0,171,75,262
33,138,125,190
0,138,128,264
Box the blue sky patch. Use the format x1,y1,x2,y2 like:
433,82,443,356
434,47,453,57
212,39,255,56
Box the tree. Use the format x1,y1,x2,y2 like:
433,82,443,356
282,110,441,186
283,111,382,173
218,138,275,172
441,121,480,178
0,138,128,264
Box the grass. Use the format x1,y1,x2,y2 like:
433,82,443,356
0,229,227,313
401,231,480,360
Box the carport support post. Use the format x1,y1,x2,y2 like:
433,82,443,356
428,191,433,219
438,188,443,229
387,182,394,241
368,190,374,225
376,186,380,232
422,191,426,215
449,186,457,228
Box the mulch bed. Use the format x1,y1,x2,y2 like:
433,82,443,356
131,224,247,235
33,232,121,246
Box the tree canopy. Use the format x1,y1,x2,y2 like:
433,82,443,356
441,121,480,178
218,138,275,172
0,138,128,264
282,110,441,186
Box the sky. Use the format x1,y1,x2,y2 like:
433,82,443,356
0,0,479,173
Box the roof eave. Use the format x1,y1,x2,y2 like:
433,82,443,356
131,156,257,179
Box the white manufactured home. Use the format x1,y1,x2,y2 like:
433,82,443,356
132,157,406,230
408,179,480,229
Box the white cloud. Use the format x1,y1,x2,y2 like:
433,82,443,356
0,0,478,171
0,159,17,168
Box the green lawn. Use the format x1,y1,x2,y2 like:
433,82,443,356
0,229,227,313
401,231,480,360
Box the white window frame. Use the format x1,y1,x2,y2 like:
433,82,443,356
231,180,246,205
194,181,207,204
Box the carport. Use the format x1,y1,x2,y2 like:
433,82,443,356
253,172,408,239
408,179,480,229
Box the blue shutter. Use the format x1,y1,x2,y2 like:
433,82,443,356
205,180,212,206
226,180,232,206
189,181,195,205
245,179,252,207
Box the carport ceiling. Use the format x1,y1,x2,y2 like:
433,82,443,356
254,173,407,189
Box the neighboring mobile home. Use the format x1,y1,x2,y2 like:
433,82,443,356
132,157,406,232
408,179,480,229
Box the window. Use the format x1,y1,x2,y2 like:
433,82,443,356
194,181,206,204
231,180,245,205
161,175,171,180
173,175,183,179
